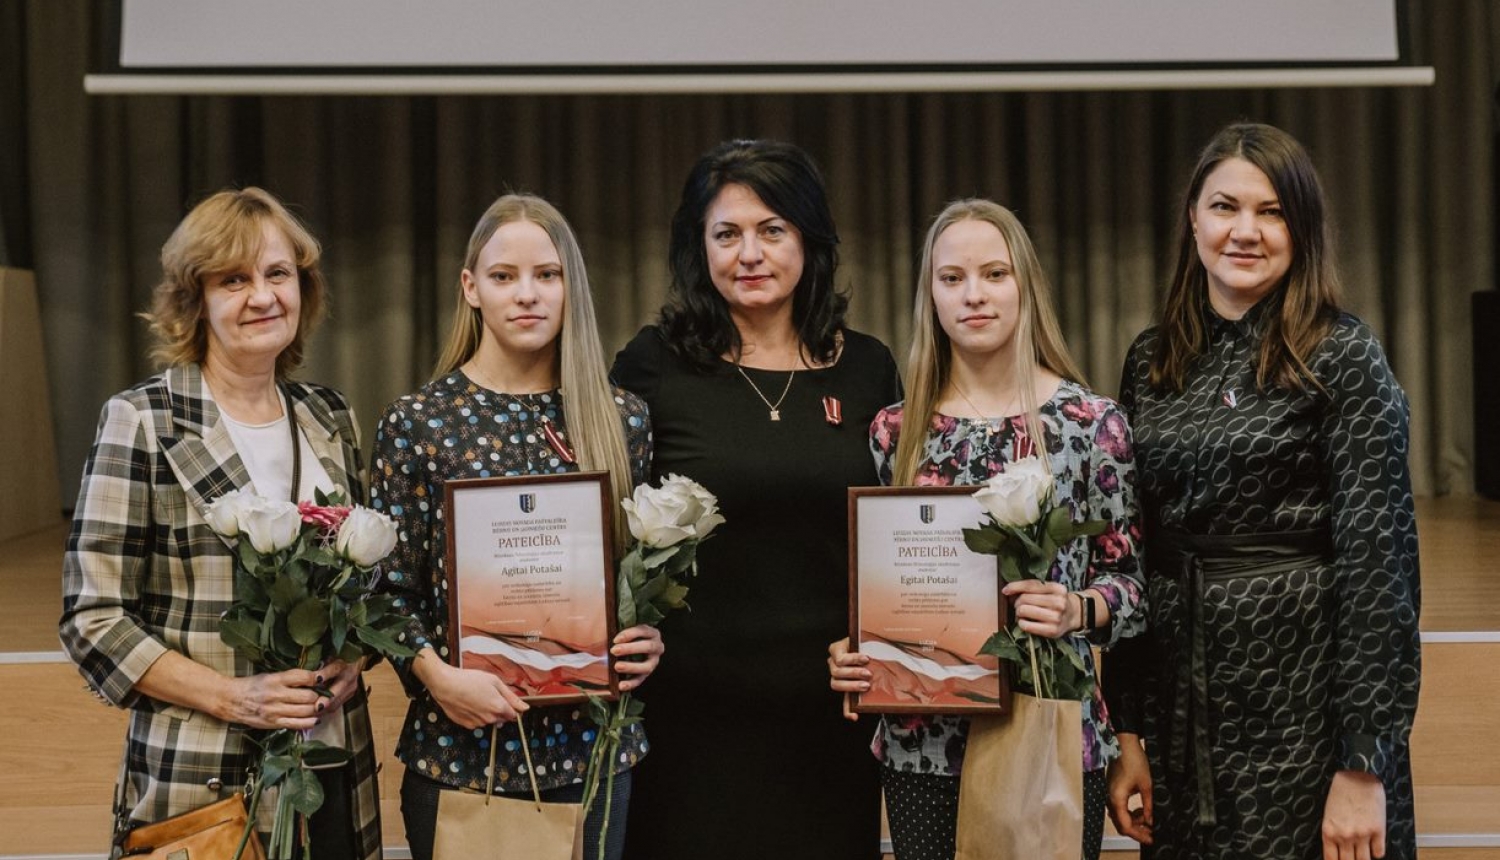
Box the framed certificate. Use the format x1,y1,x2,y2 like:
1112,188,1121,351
848,486,1009,714
444,472,618,704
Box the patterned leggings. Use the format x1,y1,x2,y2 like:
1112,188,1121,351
880,766,1107,860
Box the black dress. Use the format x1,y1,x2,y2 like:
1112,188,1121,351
611,326,902,860
1104,300,1421,860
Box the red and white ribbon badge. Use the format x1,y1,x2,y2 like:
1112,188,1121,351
822,395,843,427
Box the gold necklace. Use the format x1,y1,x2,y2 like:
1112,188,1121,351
735,365,796,421
951,382,1017,426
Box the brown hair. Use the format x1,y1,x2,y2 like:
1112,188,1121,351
1151,123,1341,393
144,187,326,378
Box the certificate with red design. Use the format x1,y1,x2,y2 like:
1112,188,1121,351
848,486,1008,714
444,472,617,704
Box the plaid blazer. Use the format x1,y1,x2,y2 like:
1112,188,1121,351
60,364,382,860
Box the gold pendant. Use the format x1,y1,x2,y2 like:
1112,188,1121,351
770,409,781,421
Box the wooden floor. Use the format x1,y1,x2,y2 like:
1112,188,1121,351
4,496,1499,858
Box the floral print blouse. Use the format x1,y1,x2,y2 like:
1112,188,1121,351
370,371,652,794
868,380,1145,774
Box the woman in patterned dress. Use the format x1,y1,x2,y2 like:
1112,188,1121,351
60,187,384,859
370,194,663,860
1103,123,1421,860
828,199,1146,860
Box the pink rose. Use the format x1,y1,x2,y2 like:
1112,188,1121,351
299,500,352,532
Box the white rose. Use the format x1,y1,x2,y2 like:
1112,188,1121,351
659,473,725,540
203,488,251,536
336,506,399,567
973,456,1054,527
238,496,304,554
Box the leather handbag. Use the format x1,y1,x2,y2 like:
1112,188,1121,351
115,788,266,860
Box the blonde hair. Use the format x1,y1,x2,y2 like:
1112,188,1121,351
144,187,326,377
435,194,636,549
892,199,1086,486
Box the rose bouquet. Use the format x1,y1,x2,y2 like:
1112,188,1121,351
205,488,414,859
578,474,725,858
961,438,1105,701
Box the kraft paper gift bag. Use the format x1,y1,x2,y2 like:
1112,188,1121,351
955,691,1084,860
433,720,584,860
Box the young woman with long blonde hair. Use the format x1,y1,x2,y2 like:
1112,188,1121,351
830,199,1145,860
371,193,662,860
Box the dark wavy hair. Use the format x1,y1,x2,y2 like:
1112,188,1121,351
1151,122,1342,393
658,139,849,369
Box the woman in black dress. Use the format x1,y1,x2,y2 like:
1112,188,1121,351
1103,123,1421,860
612,139,901,860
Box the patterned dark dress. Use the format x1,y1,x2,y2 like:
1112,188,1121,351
1104,300,1421,859
370,373,652,794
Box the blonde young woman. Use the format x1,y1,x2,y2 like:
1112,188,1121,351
828,199,1146,860
371,194,663,860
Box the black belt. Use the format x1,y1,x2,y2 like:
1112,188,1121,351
1152,528,1334,827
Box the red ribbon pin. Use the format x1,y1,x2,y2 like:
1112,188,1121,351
822,396,843,426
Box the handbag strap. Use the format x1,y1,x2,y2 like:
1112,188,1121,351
485,715,545,810
110,754,132,854
1026,633,1048,699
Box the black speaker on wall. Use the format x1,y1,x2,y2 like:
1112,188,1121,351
1477,290,1500,499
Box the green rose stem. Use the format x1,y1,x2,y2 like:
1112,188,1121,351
593,691,629,860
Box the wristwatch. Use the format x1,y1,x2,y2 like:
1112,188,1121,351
1076,593,1096,632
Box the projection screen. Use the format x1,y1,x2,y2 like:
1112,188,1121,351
86,0,1432,94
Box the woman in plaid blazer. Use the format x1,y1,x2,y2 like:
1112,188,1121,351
60,188,382,860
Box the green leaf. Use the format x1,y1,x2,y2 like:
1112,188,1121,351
259,753,295,789
355,624,414,658
259,605,277,648
305,546,340,568
634,572,668,604
998,554,1025,584
640,546,678,570
288,598,330,646
219,619,264,663
1072,518,1110,539
1044,506,1074,546
616,569,638,628
299,645,324,670
329,601,349,653
236,539,262,574
282,767,325,816
348,601,369,628
961,526,1004,555
1011,529,1045,562
300,743,352,769
269,575,304,613
233,569,268,606
635,604,665,626
618,545,643,575
977,629,1023,663
586,694,611,728
659,582,690,610
662,545,696,576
